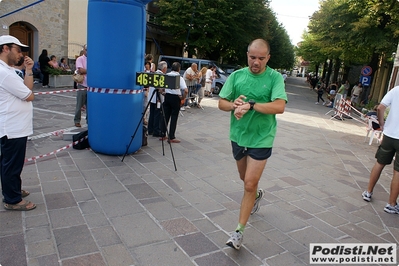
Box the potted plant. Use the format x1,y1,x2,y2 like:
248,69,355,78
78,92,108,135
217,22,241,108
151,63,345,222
47,67,74,88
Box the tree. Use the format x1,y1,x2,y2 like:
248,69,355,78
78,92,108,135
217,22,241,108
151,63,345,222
155,0,295,68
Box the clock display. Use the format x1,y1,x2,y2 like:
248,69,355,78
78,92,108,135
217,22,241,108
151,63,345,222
135,72,180,89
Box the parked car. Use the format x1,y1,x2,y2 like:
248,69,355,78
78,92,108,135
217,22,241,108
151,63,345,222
220,64,242,75
158,55,228,94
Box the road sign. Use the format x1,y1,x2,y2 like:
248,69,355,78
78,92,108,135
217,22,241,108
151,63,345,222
360,75,371,86
361,66,372,76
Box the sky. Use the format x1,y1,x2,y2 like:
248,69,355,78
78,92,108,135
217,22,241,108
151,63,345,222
269,0,321,45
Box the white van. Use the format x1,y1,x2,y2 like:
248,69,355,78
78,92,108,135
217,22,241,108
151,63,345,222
158,55,228,94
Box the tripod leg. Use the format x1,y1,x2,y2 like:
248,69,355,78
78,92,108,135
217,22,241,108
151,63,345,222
158,91,177,171
122,89,156,161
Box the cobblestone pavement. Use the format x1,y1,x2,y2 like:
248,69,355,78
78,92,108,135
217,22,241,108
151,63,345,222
0,77,397,266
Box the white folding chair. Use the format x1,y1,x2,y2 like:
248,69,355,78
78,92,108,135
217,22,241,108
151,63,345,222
365,116,382,145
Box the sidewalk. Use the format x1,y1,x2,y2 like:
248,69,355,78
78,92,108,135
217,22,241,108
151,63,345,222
0,77,397,266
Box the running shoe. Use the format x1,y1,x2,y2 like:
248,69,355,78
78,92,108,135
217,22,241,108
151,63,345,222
251,189,264,215
226,230,243,250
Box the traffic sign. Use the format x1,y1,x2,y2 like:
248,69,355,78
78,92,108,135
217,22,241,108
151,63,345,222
360,75,371,86
361,66,372,76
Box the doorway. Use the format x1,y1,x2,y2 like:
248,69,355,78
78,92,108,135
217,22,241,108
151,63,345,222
9,22,33,57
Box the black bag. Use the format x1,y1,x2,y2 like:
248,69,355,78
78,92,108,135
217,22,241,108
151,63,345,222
73,130,90,150
142,125,148,146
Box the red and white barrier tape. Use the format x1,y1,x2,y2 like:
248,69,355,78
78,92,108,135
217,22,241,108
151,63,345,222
25,136,88,162
88,88,143,94
34,88,86,95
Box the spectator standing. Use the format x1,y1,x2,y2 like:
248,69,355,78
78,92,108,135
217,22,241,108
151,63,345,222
38,49,51,87
74,44,88,127
361,86,399,214
197,66,207,108
148,61,167,137
205,65,214,97
159,62,188,143
0,35,36,211
351,83,363,107
218,39,287,250
183,63,201,109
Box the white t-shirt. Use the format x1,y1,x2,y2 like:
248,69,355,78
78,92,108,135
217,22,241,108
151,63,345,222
0,59,33,139
183,67,197,87
148,70,165,104
380,86,399,139
205,69,213,82
165,71,186,96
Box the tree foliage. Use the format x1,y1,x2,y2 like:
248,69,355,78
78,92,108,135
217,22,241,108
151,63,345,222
297,0,399,74
155,0,294,68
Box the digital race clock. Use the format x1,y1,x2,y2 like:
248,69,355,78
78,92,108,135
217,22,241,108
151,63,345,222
135,72,180,89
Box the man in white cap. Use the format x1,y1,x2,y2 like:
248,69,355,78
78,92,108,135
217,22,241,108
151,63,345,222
0,35,36,211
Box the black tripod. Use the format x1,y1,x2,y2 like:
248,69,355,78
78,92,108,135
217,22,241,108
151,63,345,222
122,88,177,171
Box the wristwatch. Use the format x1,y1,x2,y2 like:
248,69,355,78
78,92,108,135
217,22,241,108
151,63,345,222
248,99,256,110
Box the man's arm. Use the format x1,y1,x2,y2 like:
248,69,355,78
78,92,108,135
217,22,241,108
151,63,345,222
376,104,386,130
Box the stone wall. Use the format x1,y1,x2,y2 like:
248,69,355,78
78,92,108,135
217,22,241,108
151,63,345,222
0,0,69,62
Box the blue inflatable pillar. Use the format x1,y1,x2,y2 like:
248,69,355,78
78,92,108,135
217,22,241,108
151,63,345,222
87,0,152,155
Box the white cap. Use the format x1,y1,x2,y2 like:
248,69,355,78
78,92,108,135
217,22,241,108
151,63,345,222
0,35,29,51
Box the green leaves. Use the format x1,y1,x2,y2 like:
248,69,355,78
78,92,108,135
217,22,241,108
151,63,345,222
155,0,294,68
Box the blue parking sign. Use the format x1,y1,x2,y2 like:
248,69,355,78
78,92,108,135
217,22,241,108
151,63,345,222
360,75,371,86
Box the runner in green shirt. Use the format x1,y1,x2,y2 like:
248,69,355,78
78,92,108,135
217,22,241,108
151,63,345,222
218,39,287,250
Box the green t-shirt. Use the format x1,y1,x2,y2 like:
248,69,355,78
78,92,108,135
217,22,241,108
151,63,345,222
219,67,287,148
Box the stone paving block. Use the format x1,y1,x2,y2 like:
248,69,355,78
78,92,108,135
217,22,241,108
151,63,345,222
192,218,219,234
161,217,198,237
195,251,238,266
72,188,94,202
260,205,308,233
27,239,56,258
44,192,77,210
25,226,52,243
314,211,349,227
337,223,387,243
288,227,336,247
156,187,190,208
280,239,308,256
174,231,219,257
78,200,102,215
261,228,291,244
38,170,65,182
91,226,122,247
115,172,143,185
63,170,82,179
28,254,59,266
41,179,70,194
0,210,22,236
178,205,206,221
307,218,346,239
97,191,144,218
290,199,325,215
81,168,114,182
88,178,126,197
125,182,160,199
67,177,88,190
0,234,27,266
180,189,225,213
62,252,106,266
290,209,314,220
140,197,183,221
265,251,307,266
36,160,62,172
84,212,110,229
25,214,49,229
111,214,169,248
53,224,98,259
49,207,85,229
74,158,107,171
131,241,193,266
205,209,238,232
